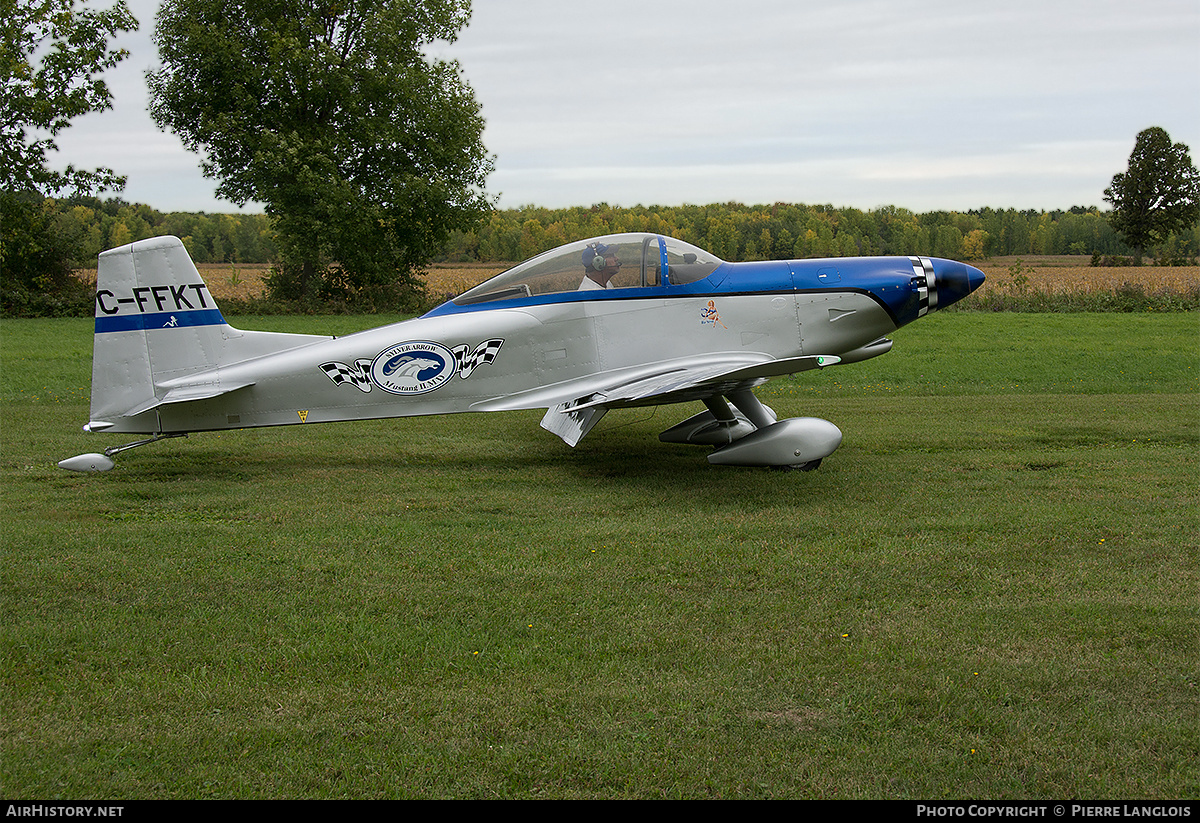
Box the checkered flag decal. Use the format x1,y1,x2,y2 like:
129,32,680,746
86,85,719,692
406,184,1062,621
452,338,504,378
320,359,373,392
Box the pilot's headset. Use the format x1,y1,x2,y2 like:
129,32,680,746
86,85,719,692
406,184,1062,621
583,243,609,272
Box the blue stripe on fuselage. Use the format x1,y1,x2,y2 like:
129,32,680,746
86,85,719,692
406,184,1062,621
420,258,924,326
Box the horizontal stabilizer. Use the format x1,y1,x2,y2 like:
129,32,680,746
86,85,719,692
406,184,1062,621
122,377,256,417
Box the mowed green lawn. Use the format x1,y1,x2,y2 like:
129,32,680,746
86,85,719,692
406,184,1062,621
2,312,1197,799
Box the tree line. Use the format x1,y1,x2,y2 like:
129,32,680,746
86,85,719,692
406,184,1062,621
38,195,278,266
441,202,1199,265
32,195,1200,269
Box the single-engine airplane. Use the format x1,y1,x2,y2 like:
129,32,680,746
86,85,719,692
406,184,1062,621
59,232,983,473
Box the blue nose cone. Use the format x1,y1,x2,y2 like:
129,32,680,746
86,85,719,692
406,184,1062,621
933,259,986,309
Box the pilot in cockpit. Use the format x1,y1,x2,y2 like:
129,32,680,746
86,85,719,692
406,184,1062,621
578,242,622,290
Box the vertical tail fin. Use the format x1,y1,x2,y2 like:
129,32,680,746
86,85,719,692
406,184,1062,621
88,236,324,434
90,236,231,431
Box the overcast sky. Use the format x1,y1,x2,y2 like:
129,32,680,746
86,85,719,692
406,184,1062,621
47,0,1200,214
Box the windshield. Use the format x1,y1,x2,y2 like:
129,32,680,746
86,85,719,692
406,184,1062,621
453,233,723,306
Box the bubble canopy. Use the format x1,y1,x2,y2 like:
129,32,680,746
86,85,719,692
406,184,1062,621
452,233,724,307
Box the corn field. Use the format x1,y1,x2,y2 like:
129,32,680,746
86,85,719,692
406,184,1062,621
977,260,1199,295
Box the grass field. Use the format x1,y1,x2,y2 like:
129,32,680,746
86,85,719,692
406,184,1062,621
1,312,1197,799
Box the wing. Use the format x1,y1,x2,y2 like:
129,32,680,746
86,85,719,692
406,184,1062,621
470,353,839,446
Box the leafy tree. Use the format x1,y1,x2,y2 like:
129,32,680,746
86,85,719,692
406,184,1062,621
961,229,990,260
1,0,137,316
1,0,137,195
0,191,81,315
147,0,494,308
1103,127,1200,260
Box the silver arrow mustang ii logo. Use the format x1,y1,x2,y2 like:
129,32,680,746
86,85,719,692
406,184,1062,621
319,339,504,394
